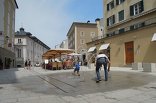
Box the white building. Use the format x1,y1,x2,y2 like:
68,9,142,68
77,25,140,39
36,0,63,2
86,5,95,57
14,28,50,67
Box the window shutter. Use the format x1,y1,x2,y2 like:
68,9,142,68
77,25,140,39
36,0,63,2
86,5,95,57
140,0,144,12
130,5,134,16
116,0,119,5
107,18,109,26
113,15,115,24
107,4,109,11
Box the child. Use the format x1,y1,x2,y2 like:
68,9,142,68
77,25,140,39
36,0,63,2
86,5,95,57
73,61,80,76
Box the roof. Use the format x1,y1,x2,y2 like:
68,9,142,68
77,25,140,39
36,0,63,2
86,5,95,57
15,28,50,50
14,0,18,9
42,48,74,59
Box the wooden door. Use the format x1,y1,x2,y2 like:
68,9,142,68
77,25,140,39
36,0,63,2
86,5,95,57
125,41,134,64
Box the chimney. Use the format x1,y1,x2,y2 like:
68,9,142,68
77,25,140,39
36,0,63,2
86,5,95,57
95,18,101,36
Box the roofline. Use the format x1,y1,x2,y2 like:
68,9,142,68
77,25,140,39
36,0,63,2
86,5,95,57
14,0,18,9
15,33,50,50
67,22,97,36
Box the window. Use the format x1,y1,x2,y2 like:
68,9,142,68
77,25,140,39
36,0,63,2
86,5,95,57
116,0,125,5
80,39,85,44
130,0,144,16
90,32,95,38
130,22,145,30
119,28,125,33
17,49,21,57
107,15,115,26
18,39,22,43
107,0,114,11
80,31,85,37
118,10,124,21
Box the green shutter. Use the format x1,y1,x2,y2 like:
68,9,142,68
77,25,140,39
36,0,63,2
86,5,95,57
130,5,134,16
140,0,144,12
107,18,109,26
116,0,119,5
107,4,109,11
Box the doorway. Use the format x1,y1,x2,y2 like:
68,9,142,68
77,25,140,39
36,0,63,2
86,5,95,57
125,41,134,64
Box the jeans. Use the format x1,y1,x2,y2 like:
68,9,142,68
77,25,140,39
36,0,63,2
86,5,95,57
96,62,108,81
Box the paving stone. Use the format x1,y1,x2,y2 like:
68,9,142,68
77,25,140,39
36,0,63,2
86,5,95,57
0,67,156,103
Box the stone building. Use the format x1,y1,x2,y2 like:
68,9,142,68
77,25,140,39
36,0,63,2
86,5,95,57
0,0,18,69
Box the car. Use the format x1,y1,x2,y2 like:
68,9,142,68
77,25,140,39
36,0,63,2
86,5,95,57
35,62,40,67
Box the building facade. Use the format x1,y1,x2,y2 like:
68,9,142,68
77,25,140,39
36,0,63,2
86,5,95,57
87,0,156,66
0,0,18,69
67,22,99,62
14,28,50,67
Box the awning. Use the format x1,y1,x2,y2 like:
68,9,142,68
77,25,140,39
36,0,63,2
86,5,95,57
99,43,110,50
151,33,156,41
88,46,96,53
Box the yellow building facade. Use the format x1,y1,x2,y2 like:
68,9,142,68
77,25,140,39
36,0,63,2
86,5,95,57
87,0,156,67
67,22,98,62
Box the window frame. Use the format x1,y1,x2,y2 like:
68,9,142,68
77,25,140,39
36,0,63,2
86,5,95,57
130,0,144,16
118,10,124,22
107,0,115,11
107,15,115,26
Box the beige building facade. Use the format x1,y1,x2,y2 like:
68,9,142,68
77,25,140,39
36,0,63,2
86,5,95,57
0,0,18,69
67,22,98,62
87,0,156,67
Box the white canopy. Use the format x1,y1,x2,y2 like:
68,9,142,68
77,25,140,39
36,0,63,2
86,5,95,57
151,33,156,42
67,53,81,56
99,43,110,50
88,46,96,53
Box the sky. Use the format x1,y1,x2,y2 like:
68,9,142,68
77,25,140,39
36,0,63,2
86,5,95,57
15,0,103,49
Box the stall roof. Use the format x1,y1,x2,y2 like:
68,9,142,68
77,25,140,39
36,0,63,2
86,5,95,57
42,48,74,59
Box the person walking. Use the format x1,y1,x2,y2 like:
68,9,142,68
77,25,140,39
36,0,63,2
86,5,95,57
25,60,28,69
27,59,31,70
95,51,110,83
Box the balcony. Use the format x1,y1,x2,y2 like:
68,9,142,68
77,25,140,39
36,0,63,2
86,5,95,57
16,57,24,62
14,42,25,46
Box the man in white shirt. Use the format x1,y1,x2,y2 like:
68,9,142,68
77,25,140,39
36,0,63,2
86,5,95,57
95,51,110,83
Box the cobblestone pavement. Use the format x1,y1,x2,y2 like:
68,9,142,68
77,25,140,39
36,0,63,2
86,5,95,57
0,66,156,103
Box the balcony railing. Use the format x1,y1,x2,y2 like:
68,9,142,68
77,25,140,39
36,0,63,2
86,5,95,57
91,17,156,42
14,42,25,46
16,57,24,62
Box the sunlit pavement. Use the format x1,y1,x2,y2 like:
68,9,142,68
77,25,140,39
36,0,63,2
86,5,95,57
0,66,156,103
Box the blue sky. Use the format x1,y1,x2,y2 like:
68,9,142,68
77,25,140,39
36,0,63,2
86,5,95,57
15,0,103,49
